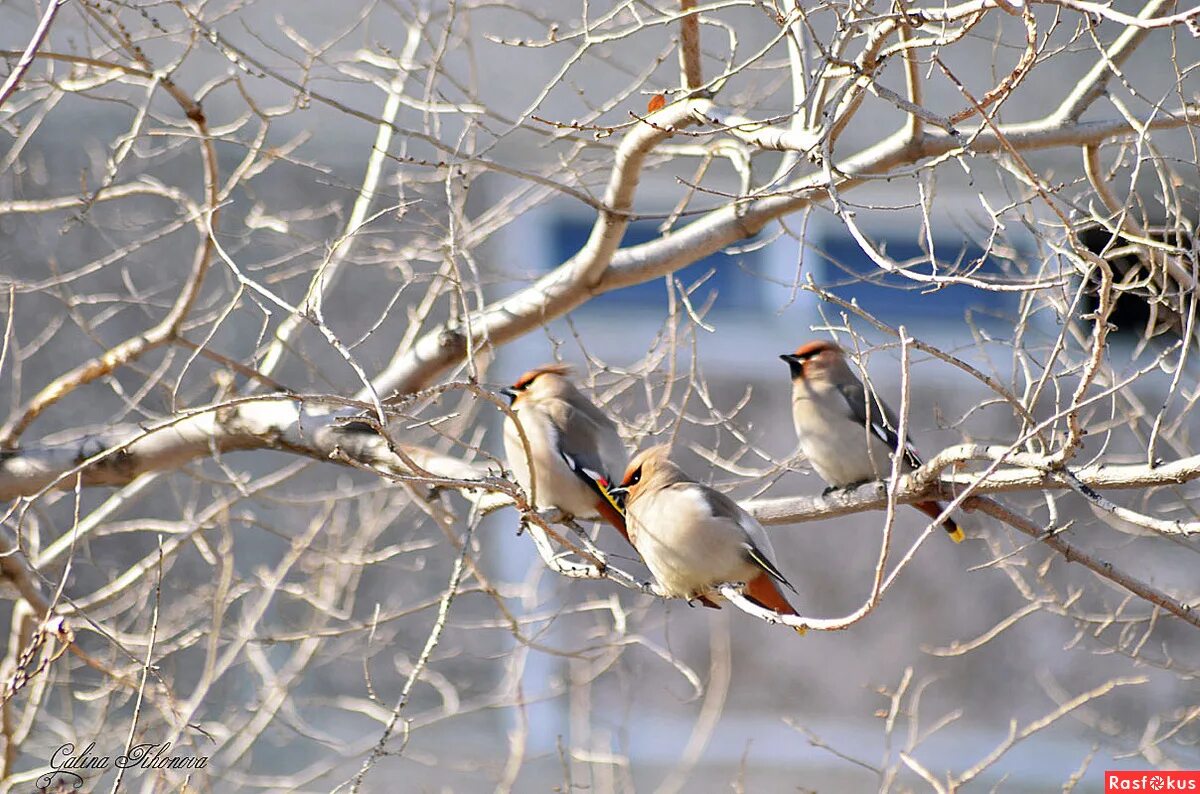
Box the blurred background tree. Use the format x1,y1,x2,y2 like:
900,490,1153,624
1,0,1199,790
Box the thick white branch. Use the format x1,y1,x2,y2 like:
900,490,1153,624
0,398,484,503
5,416,1199,635
7,420,1200,531
366,107,1200,398
368,100,710,397
746,444,1200,530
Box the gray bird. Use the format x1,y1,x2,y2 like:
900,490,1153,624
609,445,806,633
780,340,963,542
501,364,628,538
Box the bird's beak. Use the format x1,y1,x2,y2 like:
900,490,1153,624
779,353,800,364
500,387,518,403
780,353,804,377
607,485,628,509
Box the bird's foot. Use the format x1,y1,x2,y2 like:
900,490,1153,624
822,480,878,498
637,581,671,599
821,482,865,496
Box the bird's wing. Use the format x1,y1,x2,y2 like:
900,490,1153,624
833,377,923,470
698,485,797,594
544,399,625,513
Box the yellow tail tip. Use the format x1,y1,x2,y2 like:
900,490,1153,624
948,527,965,543
794,626,808,636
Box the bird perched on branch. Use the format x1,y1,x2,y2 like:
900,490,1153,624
501,364,628,540
780,340,964,543
608,445,806,634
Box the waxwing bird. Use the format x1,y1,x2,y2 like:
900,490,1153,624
780,340,964,543
501,364,629,540
608,445,806,634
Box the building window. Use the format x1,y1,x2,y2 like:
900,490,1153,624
810,234,1019,328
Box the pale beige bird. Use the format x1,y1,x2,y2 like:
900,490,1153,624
781,340,963,542
501,364,628,538
609,445,805,633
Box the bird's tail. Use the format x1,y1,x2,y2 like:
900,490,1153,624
914,500,964,543
592,497,630,544
743,572,807,635
572,466,633,546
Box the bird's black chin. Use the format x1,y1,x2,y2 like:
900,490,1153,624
500,387,518,404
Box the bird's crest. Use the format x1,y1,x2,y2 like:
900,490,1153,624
791,340,841,360
512,363,573,390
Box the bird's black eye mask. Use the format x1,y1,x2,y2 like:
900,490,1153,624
779,352,815,377
609,466,642,501
500,375,538,404
607,465,642,509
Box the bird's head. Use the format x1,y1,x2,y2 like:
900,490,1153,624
779,340,844,382
500,363,574,406
608,444,676,508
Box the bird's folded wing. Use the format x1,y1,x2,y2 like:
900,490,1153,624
834,379,923,469
696,485,797,593
546,400,629,537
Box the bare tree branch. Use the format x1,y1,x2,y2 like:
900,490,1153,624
0,0,67,111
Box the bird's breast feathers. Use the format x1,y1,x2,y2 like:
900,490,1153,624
628,484,762,597
503,410,597,515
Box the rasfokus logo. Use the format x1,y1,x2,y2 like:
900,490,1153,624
1106,771,1200,792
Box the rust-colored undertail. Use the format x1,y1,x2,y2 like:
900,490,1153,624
592,497,630,544
571,465,633,547
913,501,964,543
743,572,807,635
